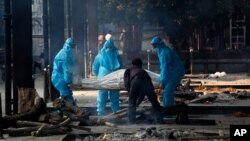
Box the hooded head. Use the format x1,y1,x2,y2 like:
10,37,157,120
62,38,75,65
100,39,121,71
151,36,162,48
132,58,143,68
65,37,75,48
102,39,115,52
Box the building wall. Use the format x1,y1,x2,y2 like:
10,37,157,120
32,0,43,56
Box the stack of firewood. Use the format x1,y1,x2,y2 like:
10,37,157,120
1,87,91,137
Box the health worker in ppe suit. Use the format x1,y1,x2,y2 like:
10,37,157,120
92,38,123,116
151,36,184,108
51,37,76,105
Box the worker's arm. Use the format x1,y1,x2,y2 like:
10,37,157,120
62,60,73,84
117,54,123,69
159,50,171,87
92,55,100,76
124,69,130,91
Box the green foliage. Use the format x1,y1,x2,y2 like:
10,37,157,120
97,0,250,37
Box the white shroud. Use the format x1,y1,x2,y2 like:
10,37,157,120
80,69,160,90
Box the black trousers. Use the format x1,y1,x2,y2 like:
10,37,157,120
128,78,162,124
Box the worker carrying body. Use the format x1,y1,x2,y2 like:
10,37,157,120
51,37,76,106
92,38,123,116
151,36,185,108
124,58,163,124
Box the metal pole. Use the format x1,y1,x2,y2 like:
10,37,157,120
147,49,150,70
0,93,3,138
84,52,87,78
48,0,64,101
189,47,193,74
67,0,71,37
229,18,232,49
89,50,92,77
43,0,49,102
4,0,12,115
12,0,34,114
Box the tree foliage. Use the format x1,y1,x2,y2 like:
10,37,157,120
98,0,250,48
98,0,249,27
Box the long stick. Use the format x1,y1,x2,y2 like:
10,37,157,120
17,119,91,132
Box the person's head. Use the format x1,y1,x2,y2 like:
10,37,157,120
65,37,76,48
151,36,162,48
132,58,143,68
105,33,112,41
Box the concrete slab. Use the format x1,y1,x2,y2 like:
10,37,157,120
1,74,250,141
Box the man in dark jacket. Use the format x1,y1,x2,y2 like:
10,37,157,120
124,58,163,124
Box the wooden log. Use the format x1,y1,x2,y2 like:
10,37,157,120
106,107,147,120
104,121,117,127
31,127,68,137
34,128,67,136
14,118,71,136
67,124,91,132
189,94,217,103
88,107,149,127
17,119,91,132
3,126,66,137
103,111,128,121
106,108,128,117
1,97,46,128
3,127,39,134
18,87,39,113
31,118,70,136
31,125,45,136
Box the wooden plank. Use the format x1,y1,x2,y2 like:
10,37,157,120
189,78,250,87
184,74,208,78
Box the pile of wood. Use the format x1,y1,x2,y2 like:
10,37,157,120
1,87,91,137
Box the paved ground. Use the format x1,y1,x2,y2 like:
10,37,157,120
1,134,66,141
1,73,250,141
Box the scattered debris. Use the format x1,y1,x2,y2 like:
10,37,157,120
69,128,229,141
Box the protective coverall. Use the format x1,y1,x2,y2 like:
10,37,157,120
151,36,184,107
92,39,122,116
51,38,76,105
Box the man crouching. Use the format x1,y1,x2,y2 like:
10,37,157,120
124,58,163,124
